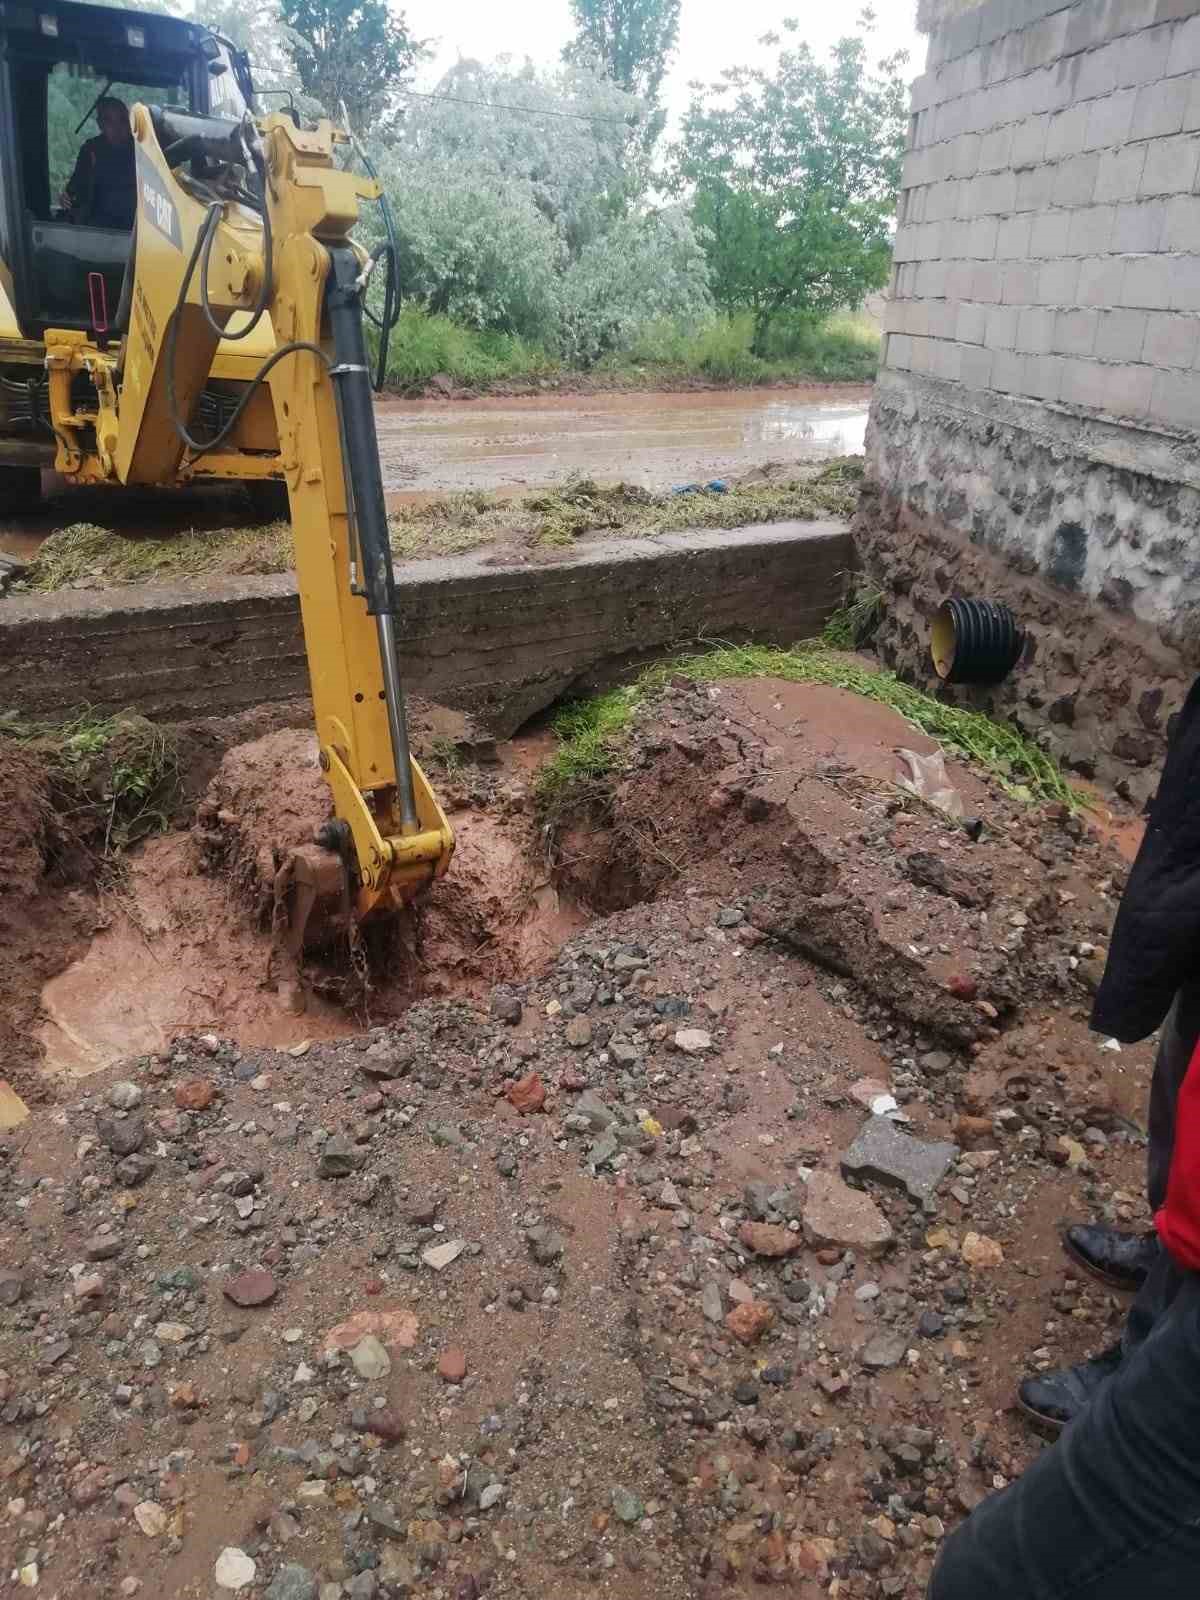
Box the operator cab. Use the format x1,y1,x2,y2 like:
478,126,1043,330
0,0,253,339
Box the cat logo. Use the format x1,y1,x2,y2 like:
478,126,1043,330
135,147,181,250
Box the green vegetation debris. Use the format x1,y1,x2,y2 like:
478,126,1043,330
25,467,861,592
536,643,1076,813
24,521,293,592
821,578,884,650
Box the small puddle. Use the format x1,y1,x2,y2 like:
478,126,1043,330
37,732,589,1080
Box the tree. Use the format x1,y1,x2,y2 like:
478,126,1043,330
191,0,298,98
394,60,650,257
564,0,681,106
277,0,423,135
364,59,712,361
670,16,908,352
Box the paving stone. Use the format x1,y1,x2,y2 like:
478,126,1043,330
841,1117,959,1207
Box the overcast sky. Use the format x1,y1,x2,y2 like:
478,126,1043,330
399,0,927,125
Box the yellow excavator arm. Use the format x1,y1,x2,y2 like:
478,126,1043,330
45,105,453,954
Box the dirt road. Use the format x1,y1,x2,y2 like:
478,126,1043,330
376,385,872,498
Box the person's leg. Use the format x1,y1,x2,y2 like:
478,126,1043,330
932,1260,1200,1600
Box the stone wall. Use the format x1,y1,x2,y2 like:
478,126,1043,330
862,0,1200,795
0,522,851,740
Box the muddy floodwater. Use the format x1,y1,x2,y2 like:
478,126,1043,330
0,385,870,559
376,385,872,497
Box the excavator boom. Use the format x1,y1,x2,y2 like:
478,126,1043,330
44,104,453,967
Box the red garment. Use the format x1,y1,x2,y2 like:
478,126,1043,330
1156,1032,1200,1268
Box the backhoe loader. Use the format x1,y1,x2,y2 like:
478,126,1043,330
0,0,455,953
0,0,291,515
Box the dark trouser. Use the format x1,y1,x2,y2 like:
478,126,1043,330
930,1252,1200,1598
930,990,1200,1598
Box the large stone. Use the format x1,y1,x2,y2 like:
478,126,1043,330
223,1269,277,1308
738,1222,802,1258
97,1115,145,1158
215,1548,257,1591
803,1171,895,1258
506,1072,546,1113
318,1136,362,1178
841,1117,959,1208
574,1090,617,1130
860,1329,910,1370
422,1239,465,1272
266,1565,318,1600
961,1231,1005,1269
349,1335,391,1381
726,1300,774,1344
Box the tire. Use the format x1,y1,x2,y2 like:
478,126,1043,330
244,478,291,524
0,465,42,514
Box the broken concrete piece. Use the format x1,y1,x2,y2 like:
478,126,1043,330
422,1239,465,1272
803,1171,894,1258
841,1117,959,1208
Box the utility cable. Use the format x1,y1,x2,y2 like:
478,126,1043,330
400,85,639,125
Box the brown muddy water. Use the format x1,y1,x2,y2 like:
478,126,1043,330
0,386,871,560
375,385,872,496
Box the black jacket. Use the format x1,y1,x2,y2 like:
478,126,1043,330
1093,674,1200,1042
66,135,135,230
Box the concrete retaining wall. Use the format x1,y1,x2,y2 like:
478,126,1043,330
0,522,852,739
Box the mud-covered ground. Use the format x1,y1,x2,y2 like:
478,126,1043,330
0,678,1154,1600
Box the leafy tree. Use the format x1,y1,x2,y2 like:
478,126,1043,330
396,59,649,257
558,206,711,366
364,59,712,361
564,0,681,105
671,16,907,352
277,0,423,134
367,152,564,339
191,0,298,98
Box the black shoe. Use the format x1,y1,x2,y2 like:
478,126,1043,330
1062,1224,1159,1291
1017,1345,1123,1433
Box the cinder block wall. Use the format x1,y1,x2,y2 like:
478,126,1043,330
861,0,1200,799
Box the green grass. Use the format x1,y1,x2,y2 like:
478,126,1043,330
375,306,881,393
26,467,862,591
608,310,882,386
0,707,179,854
821,575,884,650
536,643,1076,813
377,306,557,391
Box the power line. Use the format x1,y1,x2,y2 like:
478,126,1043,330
400,85,638,126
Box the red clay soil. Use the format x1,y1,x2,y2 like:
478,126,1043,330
0,676,1159,1600
0,748,96,1107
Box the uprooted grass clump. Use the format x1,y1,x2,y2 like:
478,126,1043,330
536,643,1077,817
24,463,862,591
0,708,179,863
